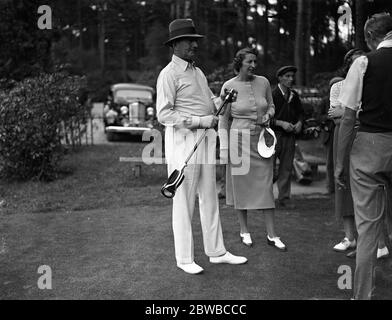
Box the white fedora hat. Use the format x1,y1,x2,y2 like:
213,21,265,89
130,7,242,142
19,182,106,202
257,127,277,159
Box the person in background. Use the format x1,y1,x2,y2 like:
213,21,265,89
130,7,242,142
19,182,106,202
271,66,304,209
330,50,390,260
315,77,343,194
335,13,392,299
219,47,287,251
328,50,364,254
328,49,389,259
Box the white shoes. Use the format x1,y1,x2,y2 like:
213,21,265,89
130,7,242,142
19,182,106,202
177,252,248,274
209,252,248,265
333,237,356,252
177,262,204,275
240,233,253,247
377,247,389,259
267,235,287,251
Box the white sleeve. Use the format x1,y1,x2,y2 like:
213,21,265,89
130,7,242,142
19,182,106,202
330,82,343,107
156,70,200,129
338,56,368,112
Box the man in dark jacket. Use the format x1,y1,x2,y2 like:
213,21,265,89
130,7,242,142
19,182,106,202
271,66,304,208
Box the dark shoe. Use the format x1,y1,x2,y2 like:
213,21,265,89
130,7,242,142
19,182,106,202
267,236,287,252
277,200,296,210
346,250,356,259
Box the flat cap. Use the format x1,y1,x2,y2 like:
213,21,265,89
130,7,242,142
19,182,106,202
276,65,298,78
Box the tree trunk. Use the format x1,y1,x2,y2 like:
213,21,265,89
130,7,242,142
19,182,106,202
277,0,282,62
192,0,198,17
176,0,181,18
204,3,209,51
295,0,304,86
263,0,269,67
171,2,175,19
98,7,106,74
78,0,83,51
121,48,127,82
304,0,312,85
184,0,191,17
355,0,366,51
242,0,248,45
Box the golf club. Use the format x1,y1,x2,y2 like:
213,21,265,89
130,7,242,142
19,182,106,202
161,88,237,199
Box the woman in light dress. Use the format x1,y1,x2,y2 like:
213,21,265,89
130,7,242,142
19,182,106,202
219,48,286,251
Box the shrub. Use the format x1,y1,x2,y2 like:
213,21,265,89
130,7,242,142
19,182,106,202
0,73,88,181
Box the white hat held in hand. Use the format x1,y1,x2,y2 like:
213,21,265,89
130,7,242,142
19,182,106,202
257,127,277,159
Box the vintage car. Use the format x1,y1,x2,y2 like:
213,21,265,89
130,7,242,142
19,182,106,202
103,83,157,141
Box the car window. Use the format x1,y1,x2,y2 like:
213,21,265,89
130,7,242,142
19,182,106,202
114,89,153,102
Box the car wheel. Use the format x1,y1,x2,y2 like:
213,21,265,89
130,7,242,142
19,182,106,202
106,131,117,142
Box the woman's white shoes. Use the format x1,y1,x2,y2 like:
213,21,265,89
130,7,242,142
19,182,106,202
267,235,287,251
240,233,253,247
333,238,356,252
240,233,288,251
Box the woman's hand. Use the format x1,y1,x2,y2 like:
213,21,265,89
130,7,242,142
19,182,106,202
328,105,344,119
260,113,271,126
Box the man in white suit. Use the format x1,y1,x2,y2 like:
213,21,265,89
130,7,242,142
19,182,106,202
156,19,247,274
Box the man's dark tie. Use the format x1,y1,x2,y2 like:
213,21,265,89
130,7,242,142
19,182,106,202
284,90,290,102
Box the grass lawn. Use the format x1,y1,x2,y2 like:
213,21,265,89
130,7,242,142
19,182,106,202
0,143,167,215
1,143,391,300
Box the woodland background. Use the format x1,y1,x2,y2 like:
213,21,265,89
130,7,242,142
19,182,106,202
1,0,392,99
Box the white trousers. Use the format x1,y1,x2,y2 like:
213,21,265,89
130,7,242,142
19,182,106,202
165,127,227,264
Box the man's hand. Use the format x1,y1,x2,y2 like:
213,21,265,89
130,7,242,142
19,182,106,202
293,121,303,134
200,115,218,128
220,148,229,164
221,88,238,103
334,165,347,190
279,120,294,132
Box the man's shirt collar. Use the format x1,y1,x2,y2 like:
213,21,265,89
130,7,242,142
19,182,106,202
278,84,288,97
172,54,196,71
377,31,392,49
278,83,294,103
